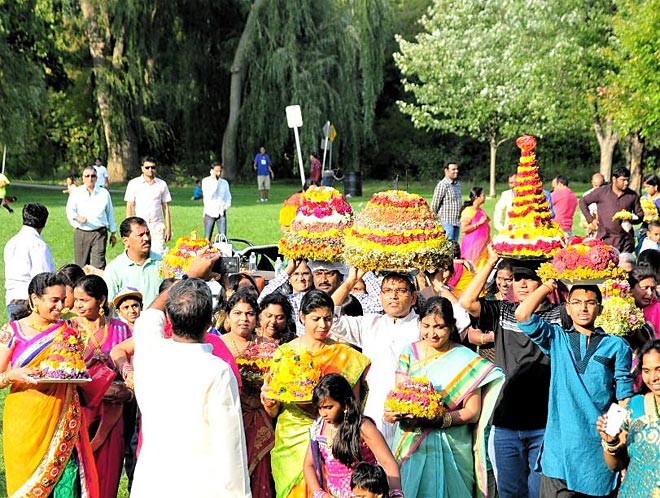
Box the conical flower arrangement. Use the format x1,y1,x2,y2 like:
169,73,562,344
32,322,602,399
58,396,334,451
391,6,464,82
492,135,565,258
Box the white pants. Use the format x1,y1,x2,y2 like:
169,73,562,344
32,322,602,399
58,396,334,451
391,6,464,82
148,221,166,255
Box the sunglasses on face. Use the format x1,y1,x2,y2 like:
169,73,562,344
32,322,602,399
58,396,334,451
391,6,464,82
84,174,97,178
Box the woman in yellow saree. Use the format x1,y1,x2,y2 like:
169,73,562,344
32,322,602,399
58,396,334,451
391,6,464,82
387,297,504,498
0,272,98,498
261,290,371,498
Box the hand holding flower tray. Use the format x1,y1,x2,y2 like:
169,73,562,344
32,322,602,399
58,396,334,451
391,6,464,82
384,377,445,421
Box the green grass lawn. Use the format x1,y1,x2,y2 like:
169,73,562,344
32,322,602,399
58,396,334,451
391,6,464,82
0,177,589,496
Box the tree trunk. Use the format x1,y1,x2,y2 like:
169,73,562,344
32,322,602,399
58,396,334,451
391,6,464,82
221,0,268,181
627,132,644,192
488,136,497,198
79,0,138,183
593,117,618,181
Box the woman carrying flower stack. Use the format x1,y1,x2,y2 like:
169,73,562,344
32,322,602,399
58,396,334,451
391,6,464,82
72,275,133,498
1,272,99,497
386,297,504,498
262,290,370,498
459,187,491,270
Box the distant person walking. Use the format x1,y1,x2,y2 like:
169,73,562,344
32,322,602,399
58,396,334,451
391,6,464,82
431,162,462,241
94,157,110,189
66,166,117,269
309,153,321,185
253,146,274,202
124,156,172,255
202,161,232,239
550,175,578,235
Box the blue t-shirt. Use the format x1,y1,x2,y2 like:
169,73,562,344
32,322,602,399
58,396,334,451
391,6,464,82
254,153,271,176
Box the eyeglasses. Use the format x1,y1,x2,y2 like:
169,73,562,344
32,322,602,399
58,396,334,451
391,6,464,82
143,166,156,170
84,174,97,178
568,300,599,308
381,288,411,296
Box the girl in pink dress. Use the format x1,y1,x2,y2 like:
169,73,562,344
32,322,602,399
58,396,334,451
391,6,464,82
303,374,402,498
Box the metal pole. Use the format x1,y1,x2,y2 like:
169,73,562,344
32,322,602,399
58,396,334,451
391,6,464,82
293,127,306,188
1,145,6,174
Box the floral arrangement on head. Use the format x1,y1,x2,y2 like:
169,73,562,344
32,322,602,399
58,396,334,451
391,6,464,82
384,377,445,420
594,279,645,337
279,192,303,230
536,238,627,283
38,325,89,379
264,348,321,402
640,198,659,223
236,341,279,394
279,186,353,262
343,190,453,272
160,232,215,278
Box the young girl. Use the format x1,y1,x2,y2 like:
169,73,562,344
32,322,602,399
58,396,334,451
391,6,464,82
303,373,403,498
350,463,390,498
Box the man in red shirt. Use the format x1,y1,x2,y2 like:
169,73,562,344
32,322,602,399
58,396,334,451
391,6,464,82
551,175,578,235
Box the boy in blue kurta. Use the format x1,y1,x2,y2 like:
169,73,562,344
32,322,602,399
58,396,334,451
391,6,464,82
515,282,633,498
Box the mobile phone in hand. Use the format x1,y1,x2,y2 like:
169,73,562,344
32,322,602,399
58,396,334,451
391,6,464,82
605,403,627,437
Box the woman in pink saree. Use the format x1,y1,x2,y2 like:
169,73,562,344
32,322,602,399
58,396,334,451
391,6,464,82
1,272,99,498
459,187,490,270
72,275,133,498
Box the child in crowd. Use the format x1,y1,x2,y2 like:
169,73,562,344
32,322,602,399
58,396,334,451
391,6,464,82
303,374,402,498
639,220,660,253
0,172,14,213
350,463,390,498
113,287,144,330
191,179,202,200
62,174,77,194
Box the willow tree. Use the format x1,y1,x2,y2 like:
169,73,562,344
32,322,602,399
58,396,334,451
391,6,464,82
222,0,390,180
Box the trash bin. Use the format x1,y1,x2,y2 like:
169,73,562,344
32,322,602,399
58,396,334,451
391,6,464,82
345,171,362,197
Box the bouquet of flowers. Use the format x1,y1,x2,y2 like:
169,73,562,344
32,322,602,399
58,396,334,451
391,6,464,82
612,210,634,221
343,190,453,272
264,348,321,402
236,341,278,394
594,279,645,337
384,377,445,420
160,232,215,278
641,198,659,223
536,238,627,283
38,325,89,379
279,186,353,262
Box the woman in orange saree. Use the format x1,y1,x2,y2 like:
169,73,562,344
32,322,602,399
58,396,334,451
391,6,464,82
0,272,98,498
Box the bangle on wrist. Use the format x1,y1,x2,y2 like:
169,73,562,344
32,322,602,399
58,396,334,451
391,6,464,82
480,334,487,345
389,489,404,498
441,411,453,429
601,437,624,454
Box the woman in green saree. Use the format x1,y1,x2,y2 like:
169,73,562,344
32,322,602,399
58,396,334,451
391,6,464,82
261,290,370,498
387,296,504,498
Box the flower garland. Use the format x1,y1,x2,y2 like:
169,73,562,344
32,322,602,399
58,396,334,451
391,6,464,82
279,186,353,262
537,238,627,283
343,190,453,272
594,279,645,337
264,348,321,402
612,210,634,221
384,377,445,420
160,232,214,278
641,197,659,223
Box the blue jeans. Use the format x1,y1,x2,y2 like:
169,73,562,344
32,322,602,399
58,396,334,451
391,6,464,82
490,425,545,498
441,222,460,241
204,214,227,239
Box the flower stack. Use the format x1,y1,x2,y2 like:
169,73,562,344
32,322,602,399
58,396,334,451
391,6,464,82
160,232,213,278
264,349,321,402
39,326,89,379
492,135,565,258
384,377,445,420
343,190,453,272
595,279,645,337
278,186,353,262
236,341,278,395
536,238,627,284
640,198,659,224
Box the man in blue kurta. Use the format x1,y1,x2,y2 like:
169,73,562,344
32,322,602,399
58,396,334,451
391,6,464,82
515,282,633,498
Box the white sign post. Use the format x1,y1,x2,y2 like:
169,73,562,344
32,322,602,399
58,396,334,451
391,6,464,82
286,105,306,188
1,145,6,175
321,121,331,171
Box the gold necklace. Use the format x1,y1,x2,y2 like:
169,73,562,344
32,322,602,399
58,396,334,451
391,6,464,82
79,317,108,359
229,333,253,357
27,314,54,332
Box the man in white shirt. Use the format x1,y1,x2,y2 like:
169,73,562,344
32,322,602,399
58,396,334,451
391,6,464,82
124,156,172,255
493,173,517,231
4,203,55,320
202,161,232,239
66,166,117,269
93,157,110,189
131,255,251,498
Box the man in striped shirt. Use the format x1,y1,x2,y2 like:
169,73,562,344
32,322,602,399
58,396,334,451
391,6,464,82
430,162,462,241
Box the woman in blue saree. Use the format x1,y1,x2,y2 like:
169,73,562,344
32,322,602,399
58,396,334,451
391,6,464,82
387,297,504,498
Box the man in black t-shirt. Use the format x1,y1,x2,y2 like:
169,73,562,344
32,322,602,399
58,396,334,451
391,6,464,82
459,248,567,498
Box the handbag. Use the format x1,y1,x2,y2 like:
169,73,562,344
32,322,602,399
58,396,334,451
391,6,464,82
78,361,117,408
213,234,234,257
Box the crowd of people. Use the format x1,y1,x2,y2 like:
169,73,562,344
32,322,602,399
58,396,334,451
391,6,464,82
1,161,660,498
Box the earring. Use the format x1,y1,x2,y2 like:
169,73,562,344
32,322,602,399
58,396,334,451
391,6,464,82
344,408,348,416
99,307,105,316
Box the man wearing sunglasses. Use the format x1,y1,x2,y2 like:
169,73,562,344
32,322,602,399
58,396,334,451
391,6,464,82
125,156,172,255
66,165,117,268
